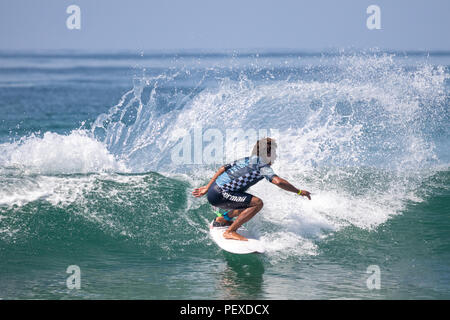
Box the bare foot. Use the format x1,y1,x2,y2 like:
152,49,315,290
223,230,248,241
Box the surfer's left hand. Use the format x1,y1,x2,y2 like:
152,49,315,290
300,190,311,200
192,186,208,197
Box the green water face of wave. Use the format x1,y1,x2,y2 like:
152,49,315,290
0,172,205,257
0,168,449,299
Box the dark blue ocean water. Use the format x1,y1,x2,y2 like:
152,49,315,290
0,50,449,299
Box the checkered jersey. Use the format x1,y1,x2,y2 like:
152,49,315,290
216,156,277,192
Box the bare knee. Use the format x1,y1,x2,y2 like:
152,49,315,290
251,197,263,209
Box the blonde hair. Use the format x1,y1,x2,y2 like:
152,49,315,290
251,137,277,164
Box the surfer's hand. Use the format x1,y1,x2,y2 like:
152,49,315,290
192,186,208,197
300,190,311,200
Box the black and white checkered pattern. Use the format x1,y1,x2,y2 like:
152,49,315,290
221,169,262,192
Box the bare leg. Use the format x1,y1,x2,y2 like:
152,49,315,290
223,197,263,241
227,209,243,218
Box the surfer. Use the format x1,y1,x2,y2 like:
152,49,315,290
192,138,311,241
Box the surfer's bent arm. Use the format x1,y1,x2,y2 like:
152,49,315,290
271,176,311,200
192,165,227,197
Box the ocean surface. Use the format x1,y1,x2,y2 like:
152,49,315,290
0,50,449,299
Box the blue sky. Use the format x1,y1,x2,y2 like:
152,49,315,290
1,0,449,51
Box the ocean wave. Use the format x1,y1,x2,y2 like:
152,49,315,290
0,130,128,175
0,52,448,262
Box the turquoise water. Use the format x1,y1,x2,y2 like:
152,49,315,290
0,50,449,299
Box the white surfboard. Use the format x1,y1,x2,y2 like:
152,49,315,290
209,220,265,254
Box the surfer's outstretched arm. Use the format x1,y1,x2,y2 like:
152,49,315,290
192,166,226,197
271,176,311,200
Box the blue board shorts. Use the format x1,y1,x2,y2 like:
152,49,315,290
207,183,252,210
